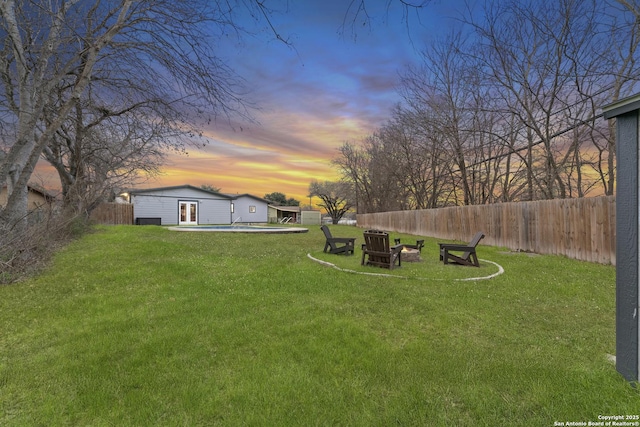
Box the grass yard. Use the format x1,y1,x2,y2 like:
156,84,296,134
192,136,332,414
0,224,638,426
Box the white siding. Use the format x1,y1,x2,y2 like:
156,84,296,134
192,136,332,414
198,198,231,224
133,194,179,225
132,186,231,225
232,196,268,223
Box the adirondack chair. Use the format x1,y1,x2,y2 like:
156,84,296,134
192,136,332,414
438,232,485,267
361,230,403,269
321,225,356,255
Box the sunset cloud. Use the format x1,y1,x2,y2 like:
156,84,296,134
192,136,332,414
35,2,464,205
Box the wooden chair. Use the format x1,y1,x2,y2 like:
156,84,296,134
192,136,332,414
438,232,485,267
361,230,402,269
321,225,356,255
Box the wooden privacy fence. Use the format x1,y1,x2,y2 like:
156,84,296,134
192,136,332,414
90,203,133,225
357,196,616,265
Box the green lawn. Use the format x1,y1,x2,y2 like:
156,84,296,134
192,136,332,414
1,225,638,426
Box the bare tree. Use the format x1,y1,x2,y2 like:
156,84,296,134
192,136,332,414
0,0,278,229
340,0,431,39
589,0,640,195
42,99,168,215
465,0,639,200
335,0,640,212
333,131,409,214
470,0,573,199
308,180,354,224
376,116,430,210
0,0,134,229
398,31,513,206
333,142,374,213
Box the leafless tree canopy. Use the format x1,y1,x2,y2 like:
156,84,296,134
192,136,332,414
335,0,640,212
0,0,280,228
308,180,354,224
340,0,430,41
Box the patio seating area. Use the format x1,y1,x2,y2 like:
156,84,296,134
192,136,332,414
322,226,485,269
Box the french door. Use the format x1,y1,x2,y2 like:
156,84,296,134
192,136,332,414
179,201,198,225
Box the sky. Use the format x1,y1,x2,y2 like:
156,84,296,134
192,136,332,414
35,0,468,204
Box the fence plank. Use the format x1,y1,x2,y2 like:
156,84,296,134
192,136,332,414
90,203,133,225
357,196,616,265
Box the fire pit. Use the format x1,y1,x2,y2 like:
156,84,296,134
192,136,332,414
401,246,421,262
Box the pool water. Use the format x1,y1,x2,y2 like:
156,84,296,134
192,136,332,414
169,225,308,233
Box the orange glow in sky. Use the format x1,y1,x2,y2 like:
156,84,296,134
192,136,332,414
33,1,465,205
157,111,374,202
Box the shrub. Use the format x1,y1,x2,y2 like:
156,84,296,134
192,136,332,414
0,209,90,284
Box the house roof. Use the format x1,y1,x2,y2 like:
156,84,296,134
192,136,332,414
127,185,269,203
226,193,270,203
603,92,640,119
128,184,232,199
1,184,54,201
29,185,55,201
269,205,301,213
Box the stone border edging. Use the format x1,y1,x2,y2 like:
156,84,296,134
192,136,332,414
306,254,504,281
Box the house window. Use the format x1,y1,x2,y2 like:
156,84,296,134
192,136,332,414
249,205,256,213
231,203,234,213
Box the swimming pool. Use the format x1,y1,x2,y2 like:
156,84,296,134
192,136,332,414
169,225,308,233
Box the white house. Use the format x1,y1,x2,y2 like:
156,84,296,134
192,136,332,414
125,185,270,225
228,193,269,224
127,185,231,225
